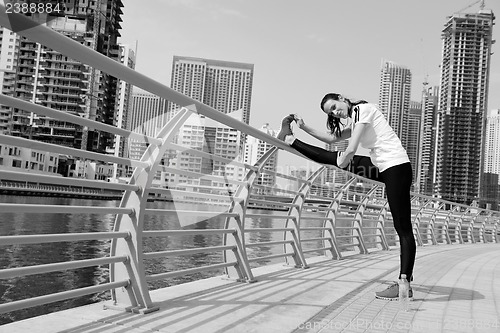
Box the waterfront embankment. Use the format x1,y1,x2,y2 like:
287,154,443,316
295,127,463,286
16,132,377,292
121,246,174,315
0,183,122,200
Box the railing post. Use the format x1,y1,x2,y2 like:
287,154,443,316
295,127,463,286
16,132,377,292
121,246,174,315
321,179,343,260
373,185,390,250
493,219,500,243
457,207,470,244
328,177,358,258
442,205,459,245
284,167,326,269
223,185,255,282
228,228,253,281
447,206,460,244
109,108,193,313
468,210,482,244
428,201,443,245
223,148,282,281
479,213,493,243
411,195,427,246
352,182,378,254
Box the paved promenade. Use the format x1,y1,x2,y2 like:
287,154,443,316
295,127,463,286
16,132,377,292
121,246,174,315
3,243,499,333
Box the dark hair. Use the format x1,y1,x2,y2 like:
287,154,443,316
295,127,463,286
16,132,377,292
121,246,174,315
320,93,367,138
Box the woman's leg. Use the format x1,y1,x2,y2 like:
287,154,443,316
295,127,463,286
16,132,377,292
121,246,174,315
291,139,340,166
291,139,381,182
350,155,381,182
380,163,416,279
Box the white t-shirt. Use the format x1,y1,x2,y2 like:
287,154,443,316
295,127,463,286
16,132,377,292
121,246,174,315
342,118,371,157
351,103,409,172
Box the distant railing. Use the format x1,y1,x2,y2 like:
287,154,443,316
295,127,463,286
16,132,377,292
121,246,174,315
0,179,121,197
0,7,499,319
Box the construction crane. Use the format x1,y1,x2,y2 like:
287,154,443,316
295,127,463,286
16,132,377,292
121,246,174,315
455,0,485,14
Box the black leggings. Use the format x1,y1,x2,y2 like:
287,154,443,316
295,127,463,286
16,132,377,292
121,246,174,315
291,139,416,279
291,139,380,181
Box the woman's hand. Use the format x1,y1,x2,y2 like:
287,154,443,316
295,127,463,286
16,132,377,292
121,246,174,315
293,114,305,129
292,113,339,144
337,151,351,168
338,123,365,168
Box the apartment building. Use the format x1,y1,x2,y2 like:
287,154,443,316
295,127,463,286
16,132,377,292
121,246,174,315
0,0,124,153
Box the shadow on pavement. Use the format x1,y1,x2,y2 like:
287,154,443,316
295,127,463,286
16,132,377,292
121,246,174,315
413,285,484,302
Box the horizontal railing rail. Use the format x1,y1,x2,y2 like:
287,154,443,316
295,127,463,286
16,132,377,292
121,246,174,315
0,231,135,315
0,94,161,145
0,134,149,168
0,280,131,314
0,232,130,245
0,256,128,280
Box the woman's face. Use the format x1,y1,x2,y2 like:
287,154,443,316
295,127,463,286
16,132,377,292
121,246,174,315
322,98,349,119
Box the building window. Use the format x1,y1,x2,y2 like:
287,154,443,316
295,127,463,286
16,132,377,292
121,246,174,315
12,159,22,168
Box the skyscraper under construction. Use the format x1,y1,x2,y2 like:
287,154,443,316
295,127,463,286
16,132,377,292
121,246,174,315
0,0,124,153
435,7,495,204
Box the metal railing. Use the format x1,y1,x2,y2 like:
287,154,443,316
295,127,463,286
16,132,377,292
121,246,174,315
0,7,499,319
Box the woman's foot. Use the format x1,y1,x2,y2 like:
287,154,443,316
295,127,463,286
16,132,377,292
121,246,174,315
277,114,295,141
375,281,413,301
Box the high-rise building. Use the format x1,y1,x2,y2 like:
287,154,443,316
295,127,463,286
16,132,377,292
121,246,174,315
407,101,422,185
0,0,124,153
485,109,500,180
244,123,278,193
127,89,167,161
378,59,412,143
481,173,499,211
167,110,244,193
435,9,495,204
418,86,439,195
168,56,254,125
111,44,135,179
166,56,255,189
0,27,19,134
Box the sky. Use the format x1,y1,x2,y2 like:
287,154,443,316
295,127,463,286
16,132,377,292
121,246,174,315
119,0,500,169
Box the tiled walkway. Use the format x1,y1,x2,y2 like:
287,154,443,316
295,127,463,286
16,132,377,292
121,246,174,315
3,243,499,333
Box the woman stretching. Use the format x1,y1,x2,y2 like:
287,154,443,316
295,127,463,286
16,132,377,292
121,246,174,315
277,93,416,300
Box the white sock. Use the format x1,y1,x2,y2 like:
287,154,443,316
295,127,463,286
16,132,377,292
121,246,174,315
284,135,295,145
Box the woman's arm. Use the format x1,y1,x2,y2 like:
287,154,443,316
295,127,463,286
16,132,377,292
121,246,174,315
295,115,351,144
337,123,367,168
